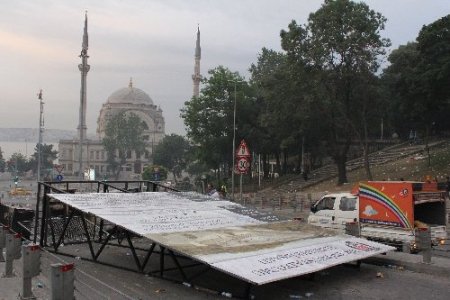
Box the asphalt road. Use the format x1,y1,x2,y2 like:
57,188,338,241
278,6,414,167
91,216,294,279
1,179,450,299
3,249,449,300
72,255,450,300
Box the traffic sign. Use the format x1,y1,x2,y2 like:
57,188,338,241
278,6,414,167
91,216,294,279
236,139,251,158
236,157,250,174
54,164,65,174
56,175,64,182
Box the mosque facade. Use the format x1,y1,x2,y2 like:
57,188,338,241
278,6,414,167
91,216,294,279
58,80,165,179
57,17,200,180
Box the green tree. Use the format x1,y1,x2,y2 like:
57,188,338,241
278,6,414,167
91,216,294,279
381,42,421,137
7,153,28,175
142,165,168,181
28,144,58,176
415,15,450,139
382,15,450,166
153,134,191,184
249,48,295,176
102,111,146,179
181,66,254,180
249,47,322,176
0,147,5,172
280,0,390,184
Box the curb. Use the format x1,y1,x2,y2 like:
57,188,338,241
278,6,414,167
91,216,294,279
363,256,450,278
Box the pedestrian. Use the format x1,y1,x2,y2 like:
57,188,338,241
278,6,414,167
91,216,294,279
220,183,227,197
446,176,450,198
302,171,308,181
206,183,220,198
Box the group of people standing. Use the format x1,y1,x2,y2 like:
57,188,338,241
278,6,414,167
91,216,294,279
206,183,227,198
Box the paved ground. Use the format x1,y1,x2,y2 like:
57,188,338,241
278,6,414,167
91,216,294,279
2,245,450,300
1,206,450,300
1,180,450,299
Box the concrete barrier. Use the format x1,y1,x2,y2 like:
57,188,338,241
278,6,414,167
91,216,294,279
51,263,75,300
20,243,41,299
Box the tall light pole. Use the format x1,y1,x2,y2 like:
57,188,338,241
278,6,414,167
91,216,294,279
229,80,243,201
37,89,44,182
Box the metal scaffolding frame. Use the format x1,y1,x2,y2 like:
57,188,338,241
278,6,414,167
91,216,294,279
32,180,394,299
33,180,253,298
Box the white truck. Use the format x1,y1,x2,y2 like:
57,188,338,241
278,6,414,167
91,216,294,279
308,181,447,252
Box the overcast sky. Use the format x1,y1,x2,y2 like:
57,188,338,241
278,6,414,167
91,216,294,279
1,0,449,136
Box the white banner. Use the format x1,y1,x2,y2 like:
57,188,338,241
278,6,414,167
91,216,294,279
212,237,393,285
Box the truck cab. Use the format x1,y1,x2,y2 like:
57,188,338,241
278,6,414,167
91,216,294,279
308,193,358,231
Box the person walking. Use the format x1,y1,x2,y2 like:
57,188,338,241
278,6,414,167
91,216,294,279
446,176,450,198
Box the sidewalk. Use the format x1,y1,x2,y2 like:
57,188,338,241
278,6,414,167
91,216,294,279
364,251,450,278
0,253,50,300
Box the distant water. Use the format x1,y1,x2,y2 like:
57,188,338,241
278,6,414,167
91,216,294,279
0,141,58,159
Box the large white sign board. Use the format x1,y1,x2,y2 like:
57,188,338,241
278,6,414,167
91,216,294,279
49,192,266,234
210,237,390,284
49,192,395,285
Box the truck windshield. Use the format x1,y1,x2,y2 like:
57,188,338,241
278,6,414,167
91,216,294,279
315,197,336,211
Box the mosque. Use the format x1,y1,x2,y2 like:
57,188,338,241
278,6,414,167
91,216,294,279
58,15,201,179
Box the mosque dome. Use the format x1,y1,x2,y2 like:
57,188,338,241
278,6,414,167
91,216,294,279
96,78,165,139
106,80,154,106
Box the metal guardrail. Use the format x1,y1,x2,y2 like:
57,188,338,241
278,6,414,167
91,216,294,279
1,221,139,300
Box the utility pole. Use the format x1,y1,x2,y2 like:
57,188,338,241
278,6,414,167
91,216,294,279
231,82,237,200
37,89,44,182
78,12,90,180
228,79,244,201
301,136,305,174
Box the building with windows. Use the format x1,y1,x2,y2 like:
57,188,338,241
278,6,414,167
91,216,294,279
58,80,165,179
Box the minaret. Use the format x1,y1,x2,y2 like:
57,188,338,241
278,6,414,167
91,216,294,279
78,11,90,179
192,26,201,97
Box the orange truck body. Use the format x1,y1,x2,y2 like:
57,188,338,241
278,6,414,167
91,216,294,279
357,181,446,229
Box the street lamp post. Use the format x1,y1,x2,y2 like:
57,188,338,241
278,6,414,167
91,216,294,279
231,82,237,201
37,90,44,182
229,80,243,201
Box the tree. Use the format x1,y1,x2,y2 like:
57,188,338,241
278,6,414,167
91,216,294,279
7,153,28,175
28,144,58,176
415,15,450,138
102,111,146,179
142,165,168,181
249,47,326,176
181,66,254,180
153,134,191,183
382,15,450,166
280,0,390,184
0,147,5,172
249,48,302,176
381,42,421,137
383,38,450,139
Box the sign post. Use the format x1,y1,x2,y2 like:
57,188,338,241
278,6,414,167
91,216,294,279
235,140,251,202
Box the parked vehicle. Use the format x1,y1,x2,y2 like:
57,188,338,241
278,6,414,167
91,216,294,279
8,187,32,196
308,181,447,252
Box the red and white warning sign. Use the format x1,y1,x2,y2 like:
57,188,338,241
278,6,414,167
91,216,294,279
235,139,251,174
236,140,251,158
236,157,250,174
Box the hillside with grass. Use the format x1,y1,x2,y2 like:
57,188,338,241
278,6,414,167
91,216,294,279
303,140,450,194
